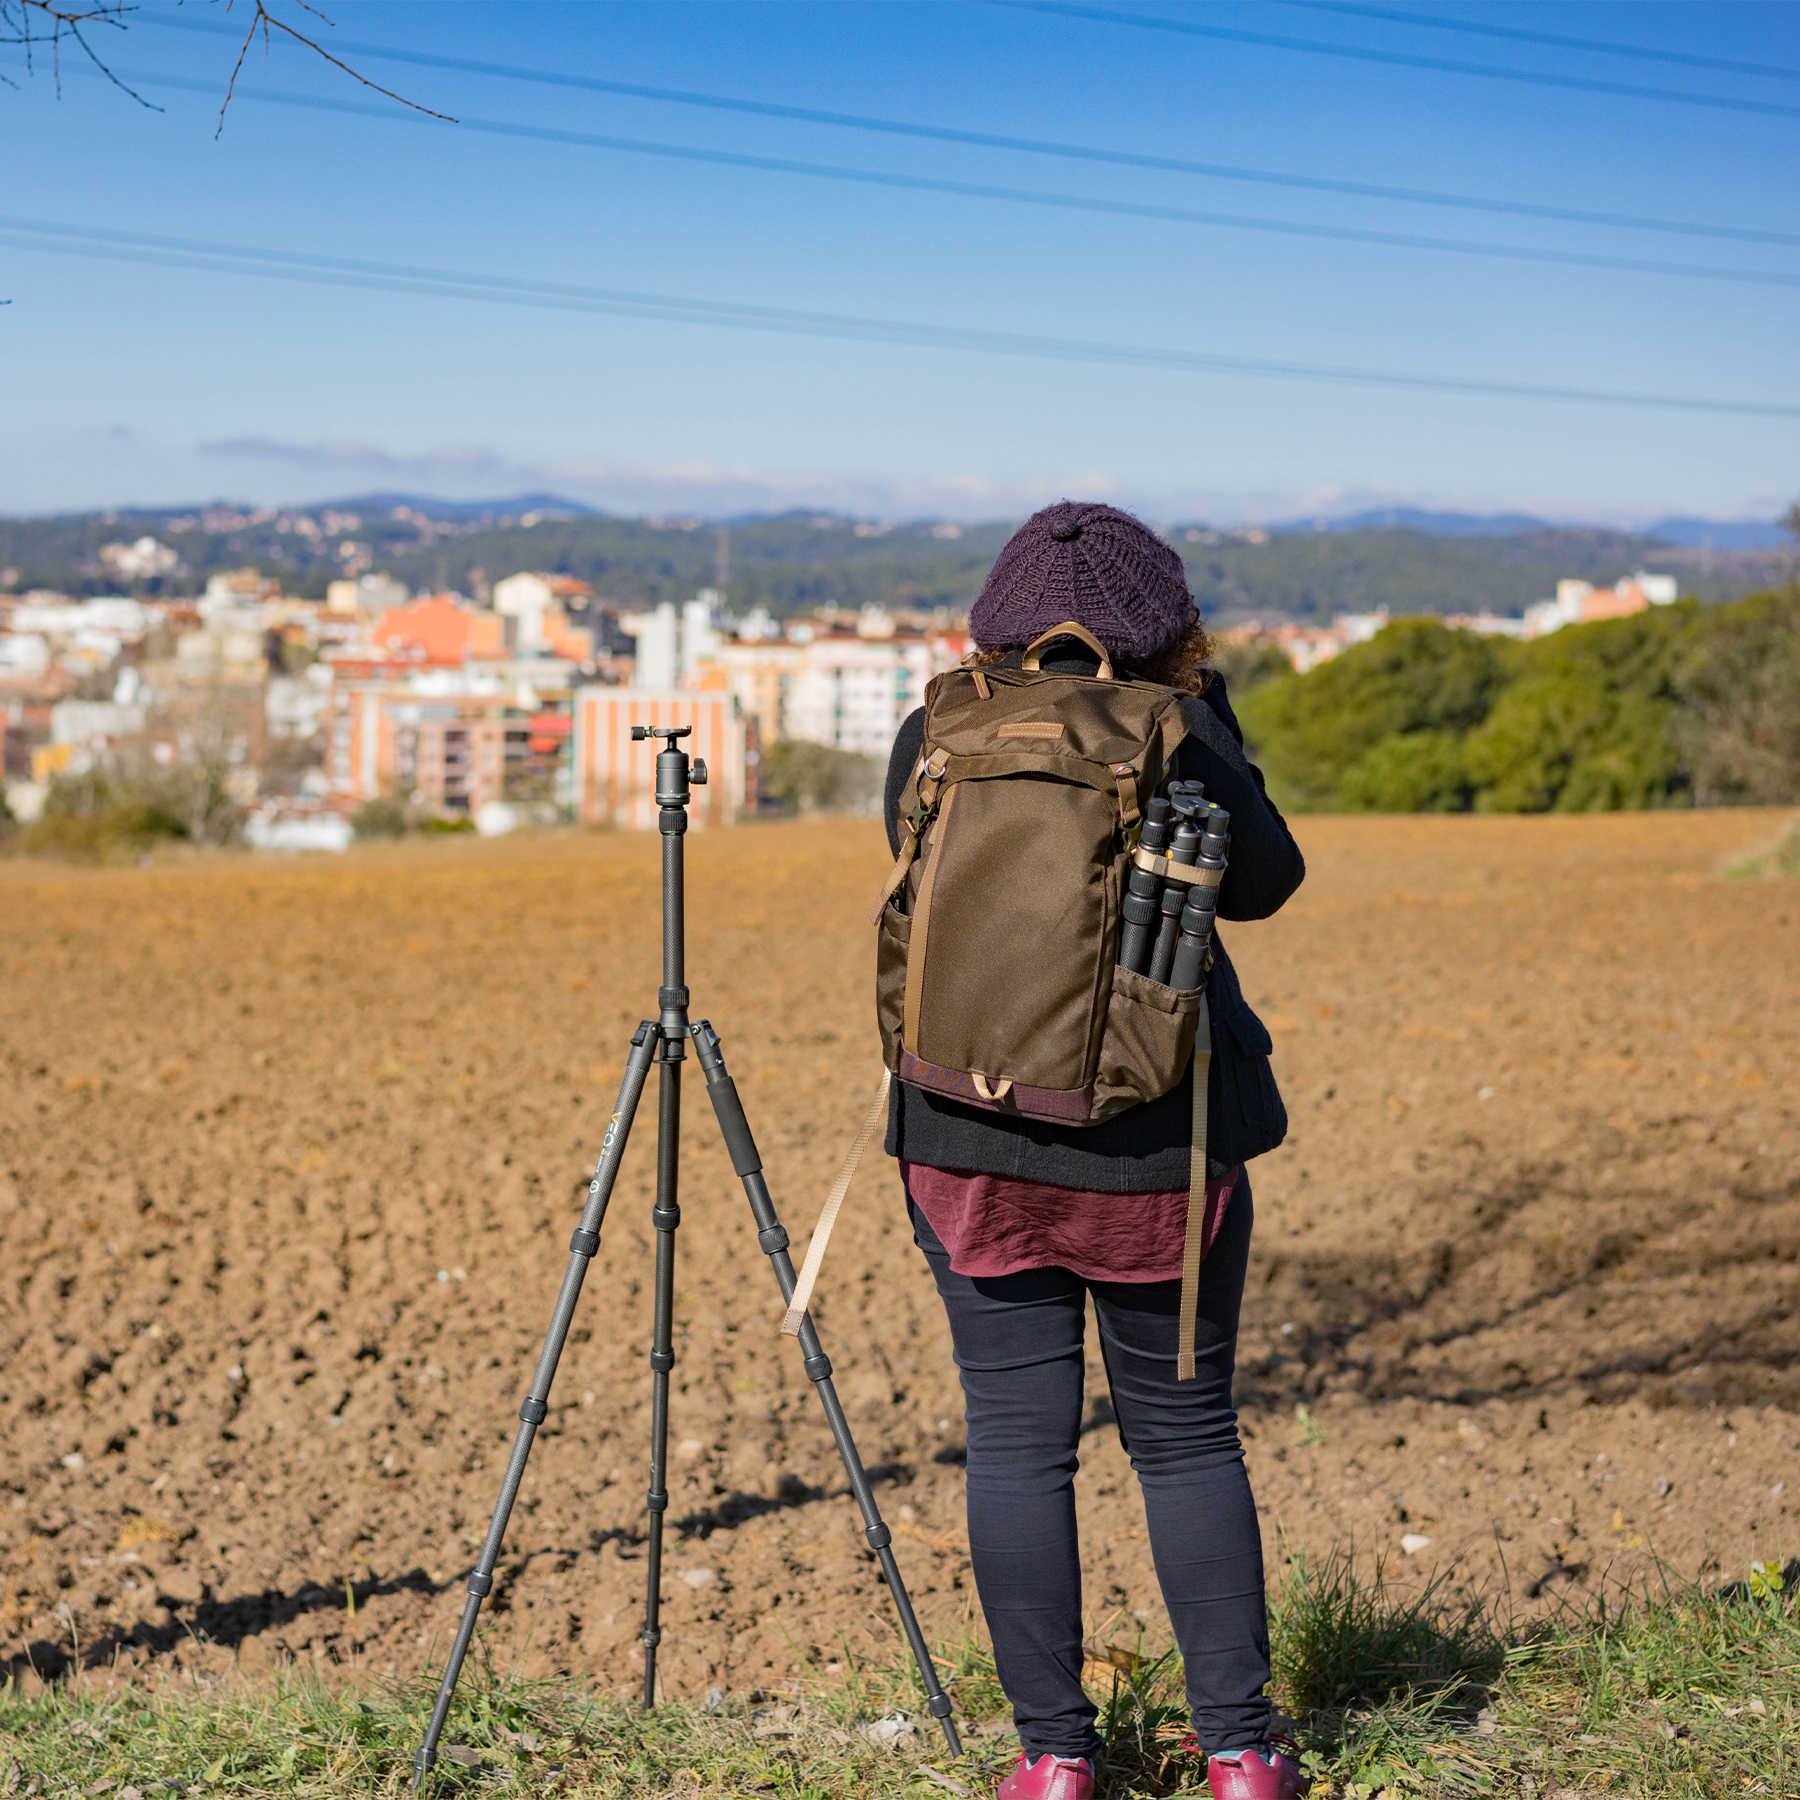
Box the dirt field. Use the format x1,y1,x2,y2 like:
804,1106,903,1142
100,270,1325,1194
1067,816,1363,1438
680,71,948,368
3,813,1796,1706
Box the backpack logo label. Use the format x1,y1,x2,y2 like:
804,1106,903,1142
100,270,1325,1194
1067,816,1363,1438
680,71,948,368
997,720,1064,740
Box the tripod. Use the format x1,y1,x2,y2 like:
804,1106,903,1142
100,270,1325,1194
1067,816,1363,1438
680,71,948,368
412,724,958,1785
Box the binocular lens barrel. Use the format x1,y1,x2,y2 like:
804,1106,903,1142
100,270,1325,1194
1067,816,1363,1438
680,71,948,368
1118,799,1173,975
1147,819,1202,985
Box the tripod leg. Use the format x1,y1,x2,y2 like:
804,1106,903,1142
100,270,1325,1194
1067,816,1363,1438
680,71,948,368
413,1021,660,1789
689,1021,961,1757
640,1035,681,1705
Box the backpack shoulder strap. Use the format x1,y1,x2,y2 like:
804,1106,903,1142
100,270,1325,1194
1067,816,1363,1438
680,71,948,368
868,744,948,923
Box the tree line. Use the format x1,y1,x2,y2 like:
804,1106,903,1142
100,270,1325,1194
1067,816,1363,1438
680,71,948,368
1232,588,1799,813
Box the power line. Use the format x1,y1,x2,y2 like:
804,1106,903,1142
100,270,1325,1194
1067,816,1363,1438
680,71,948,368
998,1,1800,120
133,13,1800,248
1272,1,1800,85
106,71,1800,292
4,217,1795,420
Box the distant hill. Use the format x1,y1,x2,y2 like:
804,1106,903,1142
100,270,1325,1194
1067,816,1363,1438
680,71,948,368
0,496,1784,624
1273,506,1556,537
1270,504,1789,551
1641,515,1791,552
316,490,603,521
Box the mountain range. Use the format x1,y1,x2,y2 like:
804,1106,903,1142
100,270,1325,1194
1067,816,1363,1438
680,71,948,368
1,494,1787,624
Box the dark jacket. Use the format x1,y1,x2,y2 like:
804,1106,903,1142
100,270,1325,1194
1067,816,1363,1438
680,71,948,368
880,656,1304,1191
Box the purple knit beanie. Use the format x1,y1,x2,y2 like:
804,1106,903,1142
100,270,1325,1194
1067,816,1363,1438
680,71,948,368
969,500,1194,664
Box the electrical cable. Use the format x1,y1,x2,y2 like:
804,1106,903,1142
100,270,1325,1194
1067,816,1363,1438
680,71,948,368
4,217,1795,420
130,12,1800,247
998,1,1800,120
97,71,1800,292
1271,1,1800,85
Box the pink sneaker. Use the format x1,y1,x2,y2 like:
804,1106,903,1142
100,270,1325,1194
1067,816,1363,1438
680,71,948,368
1204,1742,1304,1800
995,1751,1096,1800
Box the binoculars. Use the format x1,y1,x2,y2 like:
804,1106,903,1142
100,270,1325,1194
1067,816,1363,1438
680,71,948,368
1118,780,1230,988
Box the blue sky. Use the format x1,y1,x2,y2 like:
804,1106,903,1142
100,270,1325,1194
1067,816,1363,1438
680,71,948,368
3,0,1797,523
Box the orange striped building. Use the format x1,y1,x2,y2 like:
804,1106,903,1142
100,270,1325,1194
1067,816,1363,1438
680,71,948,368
570,688,753,829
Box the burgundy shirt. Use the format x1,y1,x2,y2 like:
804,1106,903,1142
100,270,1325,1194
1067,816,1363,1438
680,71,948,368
903,1160,1242,1284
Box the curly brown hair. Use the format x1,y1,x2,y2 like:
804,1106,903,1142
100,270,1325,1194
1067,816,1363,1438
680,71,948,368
964,614,1216,694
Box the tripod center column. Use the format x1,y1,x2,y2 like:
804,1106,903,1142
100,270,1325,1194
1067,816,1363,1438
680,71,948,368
656,744,690,1042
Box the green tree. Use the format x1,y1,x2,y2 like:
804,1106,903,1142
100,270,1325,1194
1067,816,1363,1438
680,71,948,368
1463,605,1700,812
1674,590,1800,804
351,796,410,839
1210,638,1294,699
757,739,883,814
1236,619,1509,811
1337,729,1472,812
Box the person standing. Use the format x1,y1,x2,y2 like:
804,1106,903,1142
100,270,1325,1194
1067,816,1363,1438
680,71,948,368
882,502,1305,1800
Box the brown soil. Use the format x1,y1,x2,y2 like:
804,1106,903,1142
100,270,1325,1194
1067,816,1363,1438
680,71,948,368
3,813,1796,1700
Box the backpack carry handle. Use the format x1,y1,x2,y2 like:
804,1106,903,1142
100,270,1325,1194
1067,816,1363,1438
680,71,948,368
1020,621,1114,680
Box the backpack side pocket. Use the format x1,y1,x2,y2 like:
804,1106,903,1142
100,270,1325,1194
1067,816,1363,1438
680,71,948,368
1091,964,1205,1119
875,898,911,1073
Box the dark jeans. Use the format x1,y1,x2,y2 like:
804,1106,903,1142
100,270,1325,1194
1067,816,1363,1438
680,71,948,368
909,1178,1271,1760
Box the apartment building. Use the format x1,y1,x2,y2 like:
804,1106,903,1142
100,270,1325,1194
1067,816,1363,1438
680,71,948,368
780,629,967,754
569,687,751,829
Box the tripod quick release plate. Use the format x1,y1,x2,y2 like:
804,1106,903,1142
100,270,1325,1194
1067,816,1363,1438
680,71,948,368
631,724,692,743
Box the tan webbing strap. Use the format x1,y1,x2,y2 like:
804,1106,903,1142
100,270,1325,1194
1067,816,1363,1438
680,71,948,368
1112,763,1141,833
869,749,938,924
1020,620,1115,679
1176,994,1212,1382
781,1068,893,1336
1133,846,1225,889
870,831,921,924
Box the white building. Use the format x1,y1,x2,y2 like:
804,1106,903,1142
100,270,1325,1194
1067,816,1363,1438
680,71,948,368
266,665,332,740
624,591,723,689
100,536,181,582
325,572,409,617
51,697,149,747
785,635,947,756
493,572,554,652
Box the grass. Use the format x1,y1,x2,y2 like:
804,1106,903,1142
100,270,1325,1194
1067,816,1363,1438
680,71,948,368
2,1553,1794,1798
1725,817,1800,879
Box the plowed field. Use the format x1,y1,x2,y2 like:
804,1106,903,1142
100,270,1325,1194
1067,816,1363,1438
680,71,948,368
4,812,1795,1699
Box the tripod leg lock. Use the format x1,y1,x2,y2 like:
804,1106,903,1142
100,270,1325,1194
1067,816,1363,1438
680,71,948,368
651,1203,680,1231
466,1570,493,1598
569,1227,600,1258
864,1522,891,1551
648,1347,675,1374
926,1693,954,1721
645,1491,667,1515
757,1224,788,1255
802,1350,832,1382
519,1397,548,1425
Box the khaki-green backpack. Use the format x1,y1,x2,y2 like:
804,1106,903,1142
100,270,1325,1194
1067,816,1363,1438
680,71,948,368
784,622,1221,1377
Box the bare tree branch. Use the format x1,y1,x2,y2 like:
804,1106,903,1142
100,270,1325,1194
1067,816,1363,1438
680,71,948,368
216,0,455,136
0,0,455,127
2,1,159,108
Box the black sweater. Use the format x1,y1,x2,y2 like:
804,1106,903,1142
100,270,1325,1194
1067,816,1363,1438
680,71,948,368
880,659,1304,1191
